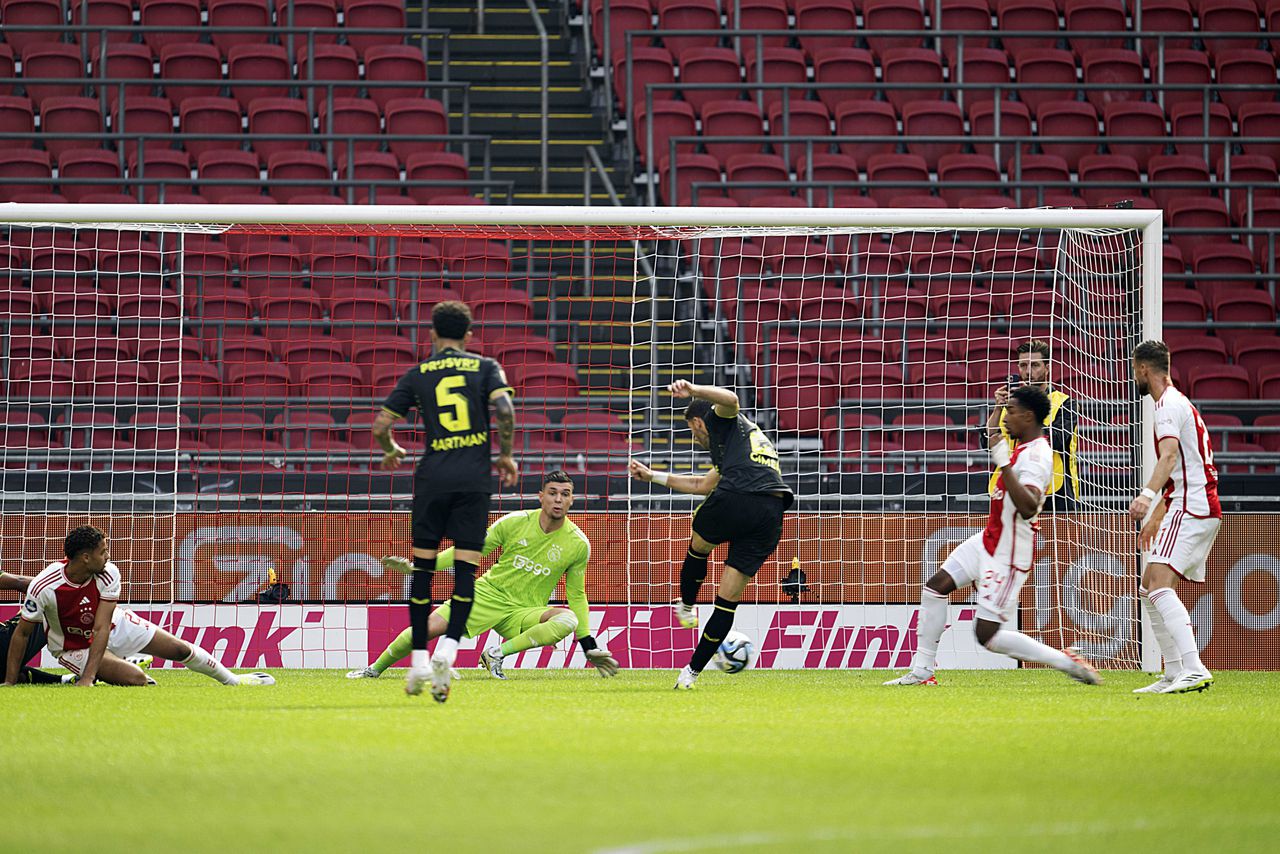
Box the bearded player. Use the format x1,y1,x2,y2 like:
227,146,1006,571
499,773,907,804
348,470,618,680
884,386,1101,686
1129,340,1221,694
4,526,274,687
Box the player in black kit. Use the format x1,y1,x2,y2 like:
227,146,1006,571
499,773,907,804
371,301,517,702
629,380,793,689
0,571,60,685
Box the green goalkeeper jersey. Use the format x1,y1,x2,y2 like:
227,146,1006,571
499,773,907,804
434,510,592,639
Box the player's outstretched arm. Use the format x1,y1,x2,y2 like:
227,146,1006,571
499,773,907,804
1129,436,1179,520
2,616,35,686
492,391,518,487
629,459,720,496
668,380,739,418
566,560,617,677
0,572,34,593
371,410,406,471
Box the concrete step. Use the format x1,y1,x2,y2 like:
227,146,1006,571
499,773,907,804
425,4,562,34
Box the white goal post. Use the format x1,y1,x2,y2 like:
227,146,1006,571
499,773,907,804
0,203,1162,671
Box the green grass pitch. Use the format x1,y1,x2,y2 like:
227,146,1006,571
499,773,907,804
3,669,1278,853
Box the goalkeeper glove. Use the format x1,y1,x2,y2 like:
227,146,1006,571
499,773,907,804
579,635,618,677
990,438,1012,469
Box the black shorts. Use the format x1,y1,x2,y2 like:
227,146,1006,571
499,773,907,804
691,489,787,577
412,490,490,552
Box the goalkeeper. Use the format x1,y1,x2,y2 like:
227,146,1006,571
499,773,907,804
348,470,618,680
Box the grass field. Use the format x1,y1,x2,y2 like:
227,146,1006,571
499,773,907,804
3,668,1278,853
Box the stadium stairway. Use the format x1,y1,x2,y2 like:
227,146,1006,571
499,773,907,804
421,2,630,203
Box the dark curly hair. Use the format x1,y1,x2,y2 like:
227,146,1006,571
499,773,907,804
64,525,105,560
432,300,473,341
1011,385,1051,424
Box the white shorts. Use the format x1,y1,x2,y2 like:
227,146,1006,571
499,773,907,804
58,608,159,674
1147,509,1222,583
942,532,1028,624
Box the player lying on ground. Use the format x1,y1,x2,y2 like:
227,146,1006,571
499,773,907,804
1129,340,1221,694
3,526,274,687
884,387,1100,687
629,380,794,690
349,471,617,680
0,571,62,685
373,300,519,702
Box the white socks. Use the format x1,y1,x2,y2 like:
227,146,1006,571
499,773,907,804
183,645,238,685
1140,586,1182,678
910,587,950,675
411,649,428,669
985,629,1075,671
434,637,459,664
1148,587,1205,672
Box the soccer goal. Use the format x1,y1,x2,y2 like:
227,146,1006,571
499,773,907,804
0,203,1162,671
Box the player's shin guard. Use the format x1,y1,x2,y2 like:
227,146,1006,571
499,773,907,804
1148,587,1205,672
910,586,949,674
445,561,477,642
409,558,435,651
680,546,710,607
374,628,413,673
183,644,238,685
688,596,738,673
983,629,1074,670
1140,586,1182,677
500,611,579,656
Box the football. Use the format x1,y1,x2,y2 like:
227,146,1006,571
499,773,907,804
714,630,754,673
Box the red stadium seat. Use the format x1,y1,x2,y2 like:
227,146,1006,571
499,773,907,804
834,100,899,164
193,286,254,321
0,149,52,200
1163,288,1208,321
179,97,244,159
384,98,449,160
273,0,338,44
293,364,365,397
405,151,470,204
614,46,676,117
881,48,944,112
1188,364,1251,400
160,44,224,106
321,99,382,155
867,153,930,206
1138,0,1194,57
660,152,720,205
0,96,34,146
343,0,408,56
794,152,858,183
1077,154,1141,206
725,153,789,205
229,45,291,109
1199,0,1262,59
363,45,428,112
517,363,582,400
257,293,324,323
1168,336,1229,370
997,0,1060,57
589,0,650,62
766,99,830,151
1233,334,1280,389
247,98,311,163
1082,49,1146,111
949,48,1012,106
863,0,926,55
1035,101,1099,170
207,0,272,53
1147,154,1211,209
839,361,907,401
1064,0,1126,54
1015,49,1077,114
57,149,124,203
266,151,333,204
1215,50,1276,116
1103,102,1167,169
200,410,268,447
1212,288,1276,336
7,360,76,399
794,0,858,59
1238,103,1280,166
813,48,878,113
773,364,839,433
297,45,361,101
196,150,261,203
657,0,722,60
1,0,62,53
700,100,765,161
94,44,156,109
39,97,104,161
0,44,12,98
157,361,222,398
139,0,202,52
1170,101,1233,169
902,100,964,170
111,97,174,161
1260,365,1280,399
1157,49,1212,111
938,153,1001,206
679,48,743,116
744,47,808,111
1167,197,1231,256
937,0,992,63
967,100,1031,158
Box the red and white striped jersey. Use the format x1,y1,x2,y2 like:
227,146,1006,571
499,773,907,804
1153,385,1221,519
18,561,121,657
983,436,1053,570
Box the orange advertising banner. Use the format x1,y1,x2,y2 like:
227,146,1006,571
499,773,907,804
3,512,1276,668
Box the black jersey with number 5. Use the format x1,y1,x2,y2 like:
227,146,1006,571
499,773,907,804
703,410,793,505
380,347,514,493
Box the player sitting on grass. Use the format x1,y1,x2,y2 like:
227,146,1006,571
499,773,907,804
0,571,62,685
4,526,274,688
884,387,1101,687
348,470,618,680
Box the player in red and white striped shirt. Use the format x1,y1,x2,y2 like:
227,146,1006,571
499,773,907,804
885,386,1100,686
1128,340,1222,694
4,526,273,687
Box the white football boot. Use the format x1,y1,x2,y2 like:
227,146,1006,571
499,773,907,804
883,670,939,686
1160,668,1213,694
346,666,380,679
238,672,275,686
429,650,454,703
674,665,698,690
674,601,698,629
1133,675,1177,694
405,666,430,696
480,645,507,680
1063,647,1103,685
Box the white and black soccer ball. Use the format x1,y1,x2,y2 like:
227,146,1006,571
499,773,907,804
713,630,754,674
